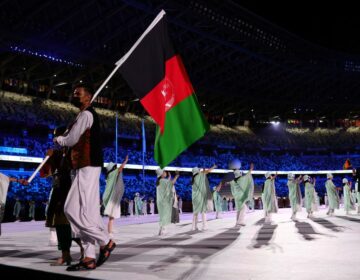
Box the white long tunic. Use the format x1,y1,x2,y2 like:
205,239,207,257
56,109,108,259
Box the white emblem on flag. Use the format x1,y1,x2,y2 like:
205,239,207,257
161,77,175,111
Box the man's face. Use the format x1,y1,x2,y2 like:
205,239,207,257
72,87,91,108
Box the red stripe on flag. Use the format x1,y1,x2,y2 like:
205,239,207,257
140,55,194,133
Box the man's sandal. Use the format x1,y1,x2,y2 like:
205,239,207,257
66,259,96,271
96,240,116,267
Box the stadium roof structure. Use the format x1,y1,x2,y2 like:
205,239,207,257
1,0,360,124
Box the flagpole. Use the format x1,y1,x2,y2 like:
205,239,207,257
142,118,146,190
115,112,118,164
27,155,50,183
90,64,123,103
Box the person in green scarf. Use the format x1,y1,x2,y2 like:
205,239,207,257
356,182,360,214
212,183,223,219
191,165,217,231
262,171,278,224
225,163,254,226
342,178,354,215
304,175,316,218
102,155,128,238
325,173,339,216
287,173,302,221
352,168,360,214
134,193,143,217
156,168,179,236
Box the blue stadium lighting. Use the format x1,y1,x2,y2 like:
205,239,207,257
0,155,353,175
10,45,83,67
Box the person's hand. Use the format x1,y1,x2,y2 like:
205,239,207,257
250,163,254,170
125,155,129,162
175,170,180,177
18,179,29,185
53,137,58,144
46,149,54,157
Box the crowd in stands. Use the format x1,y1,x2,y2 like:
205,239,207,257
2,91,360,151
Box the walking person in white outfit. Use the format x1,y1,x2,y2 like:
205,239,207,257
54,84,115,271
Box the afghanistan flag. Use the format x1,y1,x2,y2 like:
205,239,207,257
117,10,209,168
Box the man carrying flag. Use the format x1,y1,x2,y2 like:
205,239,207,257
117,10,209,168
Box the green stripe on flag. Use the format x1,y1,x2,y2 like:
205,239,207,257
154,94,209,168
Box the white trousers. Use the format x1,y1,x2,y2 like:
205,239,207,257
64,167,109,259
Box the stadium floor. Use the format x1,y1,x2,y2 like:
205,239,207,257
1,208,360,280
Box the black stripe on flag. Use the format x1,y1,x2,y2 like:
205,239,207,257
119,15,175,99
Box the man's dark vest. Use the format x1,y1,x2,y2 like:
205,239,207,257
71,106,103,169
